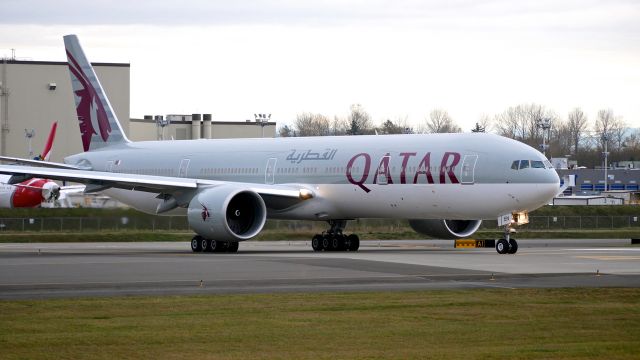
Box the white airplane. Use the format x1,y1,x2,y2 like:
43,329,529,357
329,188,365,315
0,35,562,254
0,122,61,207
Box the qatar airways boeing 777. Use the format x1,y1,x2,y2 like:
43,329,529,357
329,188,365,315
0,35,564,254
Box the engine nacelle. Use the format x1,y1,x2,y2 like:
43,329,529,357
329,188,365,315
408,219,482,239
187,186,267,242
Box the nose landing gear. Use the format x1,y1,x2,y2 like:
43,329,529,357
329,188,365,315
496,224,518,254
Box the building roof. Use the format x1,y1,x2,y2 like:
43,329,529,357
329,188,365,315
2,59,129,67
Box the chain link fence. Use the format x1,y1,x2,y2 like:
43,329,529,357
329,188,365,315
0,216,190,232
1,215,640,233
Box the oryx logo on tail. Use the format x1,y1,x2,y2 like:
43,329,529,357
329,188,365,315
64,34,129,153
66,50,111,151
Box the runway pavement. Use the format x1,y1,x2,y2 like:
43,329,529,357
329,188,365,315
1,239,639,299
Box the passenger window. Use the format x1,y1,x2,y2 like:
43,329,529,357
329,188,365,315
531,160,545,168
511,161,519,170
519,160,530,169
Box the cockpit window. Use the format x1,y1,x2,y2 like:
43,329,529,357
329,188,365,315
512,159,552,170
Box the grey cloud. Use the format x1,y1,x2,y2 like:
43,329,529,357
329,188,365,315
1,0,638,29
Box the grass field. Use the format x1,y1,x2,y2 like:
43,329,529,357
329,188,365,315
1,288,639,359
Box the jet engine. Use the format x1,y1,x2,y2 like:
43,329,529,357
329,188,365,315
187,186,267,242
408,219,482,239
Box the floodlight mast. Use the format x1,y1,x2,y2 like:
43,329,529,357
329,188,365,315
254,113,271,138
536,118,551,158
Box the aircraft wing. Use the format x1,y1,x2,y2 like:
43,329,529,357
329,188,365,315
0,156,88,170
0,164,305,199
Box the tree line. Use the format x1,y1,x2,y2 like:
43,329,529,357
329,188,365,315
278,103,638,168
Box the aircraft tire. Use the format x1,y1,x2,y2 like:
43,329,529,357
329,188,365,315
191,236,203,252
508,239,518,254
207,239,218,253
312,235,322,251
496,239,509,254
331,236,340,251
322,235,331,251
347,234,360,251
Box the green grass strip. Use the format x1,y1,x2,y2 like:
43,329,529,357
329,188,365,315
1,288,639,359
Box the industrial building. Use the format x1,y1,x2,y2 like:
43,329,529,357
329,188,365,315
130,114,276,141
0,59,130,163
1,59,276,163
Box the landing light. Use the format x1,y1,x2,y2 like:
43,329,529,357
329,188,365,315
512,211,529,225
299,189,314,200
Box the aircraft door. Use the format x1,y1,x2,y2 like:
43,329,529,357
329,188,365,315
265,158,277,184
178,159,190,177
460,155,478,184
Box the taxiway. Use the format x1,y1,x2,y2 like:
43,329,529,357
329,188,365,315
1,239,639,299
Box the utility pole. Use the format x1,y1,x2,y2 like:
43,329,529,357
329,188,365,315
602,134,609,192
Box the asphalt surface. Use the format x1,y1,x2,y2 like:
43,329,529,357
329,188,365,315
1,239,639,299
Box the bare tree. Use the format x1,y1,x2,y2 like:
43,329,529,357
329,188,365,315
594,108,626,151
422,109,461,133
294,113,331,137
347,104,373,135
330,116,347,136
549,119,572,157
472,114,492,133
495,103,556,147
566,108,589,155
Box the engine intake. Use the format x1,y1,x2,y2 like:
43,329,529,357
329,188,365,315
188,187,267,242
408,219,482,239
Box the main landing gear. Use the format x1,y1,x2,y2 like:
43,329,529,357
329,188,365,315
311,220,360,252
191,235,239,253
496,224,518,255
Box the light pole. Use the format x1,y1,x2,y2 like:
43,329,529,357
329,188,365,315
536,118,551,158
254,113,271,138
602,134,609,192
155,115,170,140
24,129,35,158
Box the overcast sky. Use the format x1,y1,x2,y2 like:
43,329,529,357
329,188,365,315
1,0,638,131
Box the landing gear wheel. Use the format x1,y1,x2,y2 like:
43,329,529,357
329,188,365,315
218,241,230,252
331,236,341,251
206,239,217,253
191,236,203,252
508,239,518,254
227,242,239,253
496,239,509,254
312,235,322,252
322,235,331,251
346,234,360,251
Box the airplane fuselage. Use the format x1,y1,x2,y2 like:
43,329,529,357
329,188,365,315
65,132,559,221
